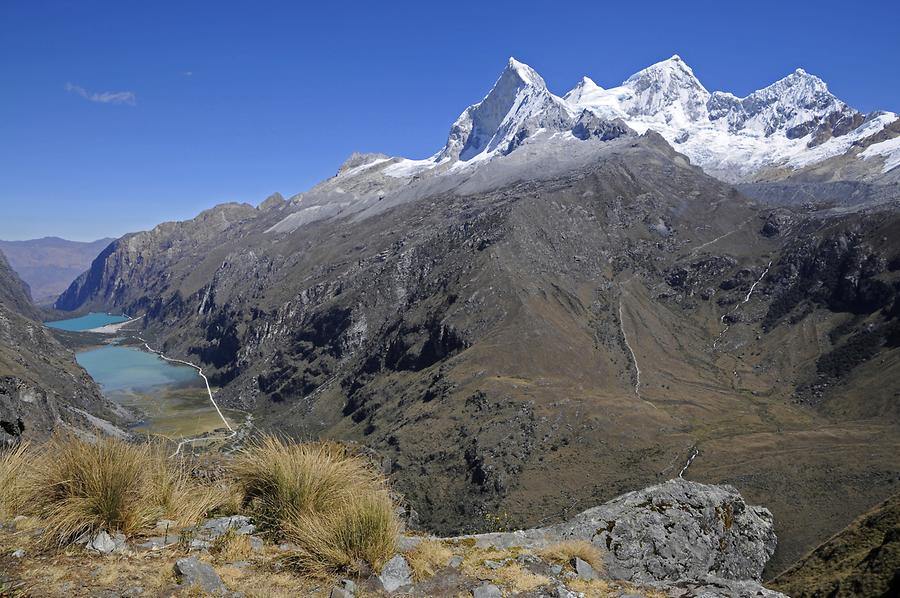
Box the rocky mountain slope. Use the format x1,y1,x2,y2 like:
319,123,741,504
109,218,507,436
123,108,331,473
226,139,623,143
0,250,126,444
771,491,900,597
0,237,114,304
54,57,900,577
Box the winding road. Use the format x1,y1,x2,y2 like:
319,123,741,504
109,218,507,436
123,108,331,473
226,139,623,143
135,336,237,456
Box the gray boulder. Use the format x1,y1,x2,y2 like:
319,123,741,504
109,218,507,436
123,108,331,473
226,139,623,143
573,556,597,580
542,478,776,584
196,516,255,540
378,554,412,593
174,557,226,594
88,530,116,554
446,479,780,593
472,583,502,598
650,574,789,597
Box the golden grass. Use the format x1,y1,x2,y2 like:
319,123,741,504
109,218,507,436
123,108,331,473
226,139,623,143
456,545,549,593
211,527,253,562
22,434,235,545
217,566,323,598
0,443,30,518
567,578,615,597
405,540,454,580
538,540,605,573
282,491,399,576
232,435,399,576
487,562,550,592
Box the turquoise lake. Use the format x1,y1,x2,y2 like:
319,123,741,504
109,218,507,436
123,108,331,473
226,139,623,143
46,312,129,331
45,314,236,437
73,345,235,437
76,345,200,392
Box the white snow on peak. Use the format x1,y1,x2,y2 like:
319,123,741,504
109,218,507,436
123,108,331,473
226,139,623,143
621,54,710,122
505,56,541,87
328,55,897,189
860,134,900,173
434,56,574,163
565,58,895,181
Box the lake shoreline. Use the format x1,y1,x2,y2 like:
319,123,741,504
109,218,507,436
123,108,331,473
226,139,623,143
44,313,235,440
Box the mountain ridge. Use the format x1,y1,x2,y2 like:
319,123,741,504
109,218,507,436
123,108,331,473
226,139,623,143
0,237,115,305
310,55,899,195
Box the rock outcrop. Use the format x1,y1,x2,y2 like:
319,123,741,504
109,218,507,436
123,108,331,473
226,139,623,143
426,479,784,597
543,479,776,584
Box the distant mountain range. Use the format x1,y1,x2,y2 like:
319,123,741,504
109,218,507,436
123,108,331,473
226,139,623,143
0,237,114,304
262,55,899,237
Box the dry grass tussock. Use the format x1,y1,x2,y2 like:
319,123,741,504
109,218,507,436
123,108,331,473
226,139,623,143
232,435,399,575
0,442,30,518
538,539,605,573
211,527,253,562
1,433,400,581
458,546,549,592
7,434,234,545
406,539,454,580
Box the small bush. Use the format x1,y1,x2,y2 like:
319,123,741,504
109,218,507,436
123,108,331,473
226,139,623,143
25,434,233,545
233,435,399,575
538,540,605,573
0,443,30,518
284,492,398,576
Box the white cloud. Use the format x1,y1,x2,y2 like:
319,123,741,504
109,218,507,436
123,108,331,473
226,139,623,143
182,71,193,77
65,82,136,106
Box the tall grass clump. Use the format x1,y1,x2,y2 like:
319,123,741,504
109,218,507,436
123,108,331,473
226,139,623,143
232,435,399,575
26,434,234,545
0,442,31,518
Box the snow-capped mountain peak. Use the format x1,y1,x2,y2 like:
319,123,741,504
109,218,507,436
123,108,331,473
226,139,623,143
436,57,574,162
619,54,711,124
504,56,544,87
724,67,852,138
565,76,603,99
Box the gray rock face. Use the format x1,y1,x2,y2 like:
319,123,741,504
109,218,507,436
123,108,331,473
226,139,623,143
378,554,412,593
448,479,779,594
543,478,776,584
573,556,597,580
196,516,255,539
650,574,789,597
174,557,226,594
472,583,502,598
88,530,116,554
571,110,633,141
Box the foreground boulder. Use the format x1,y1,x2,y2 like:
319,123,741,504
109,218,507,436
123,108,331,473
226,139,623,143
543,478,776,583
174,557,226,594
441,479,783,596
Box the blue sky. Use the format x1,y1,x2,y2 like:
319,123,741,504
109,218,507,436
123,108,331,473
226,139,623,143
1,0,898,241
